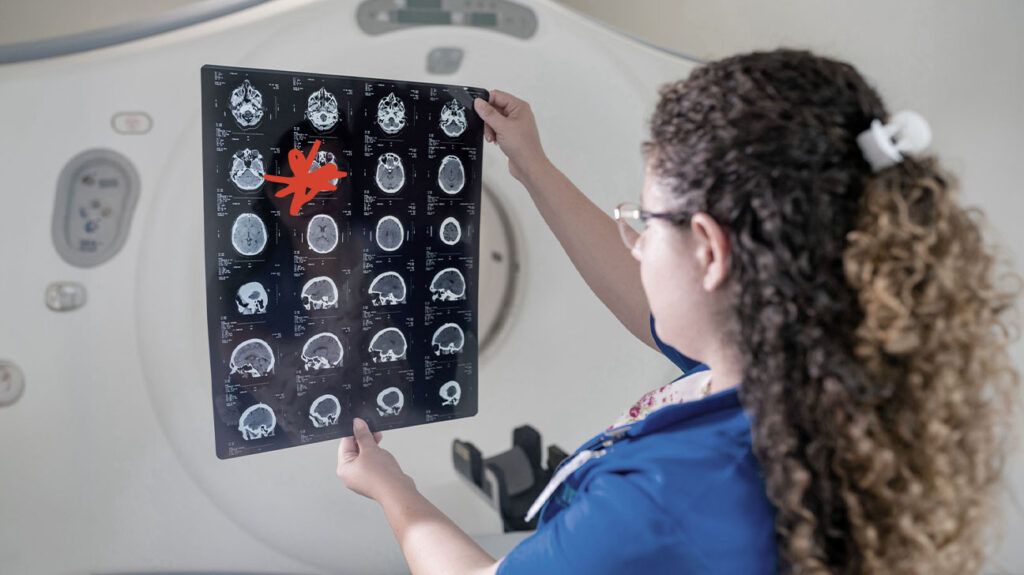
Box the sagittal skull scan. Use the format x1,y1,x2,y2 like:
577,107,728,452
437,154,465,195
229,338,275,378
231,213,268,256
377,387,405,417
429,268,466,302
307,214,339,254
301,276,338,310
229,79,264,128
439,216,462,245
432,323,465,356
310,150,342,186
306,87,339,131
368,271,407,306
375,215,404,252
229,148,265,191
439,98,468,137
235,281,268,315
238,403,276,440
368,327,407,363
301,332,344,371
374,152,405,193
376,92,406,135
439,380,461,406
309,394,341,428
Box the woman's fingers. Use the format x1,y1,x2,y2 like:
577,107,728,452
373,431,383,444
474,98,509,132
484,124,496,143
489,89,520,111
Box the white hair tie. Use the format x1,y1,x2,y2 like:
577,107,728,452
856,110,932,172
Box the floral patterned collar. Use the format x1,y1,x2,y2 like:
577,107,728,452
606,369,713,431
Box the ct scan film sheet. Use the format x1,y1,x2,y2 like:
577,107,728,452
201,65,486,459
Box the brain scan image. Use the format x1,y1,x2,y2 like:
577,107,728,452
368,327,407,363
309,394,342,428
238,403,276,440
432,323,465,356
376,92,407,135
376,387,404,417
437,154,465,195
229,338,275,378
306,87,340,131
229,148,266,191
229,79,264,128
439,98,468,137
301,276,338,310
307,214,339,254
429,268,466,302
375,215,404,252
231,213,268,256
310,150,342,187
374,152,405,194
368,271,407,306
439,380,462,406
235,281,268,315
301,332,344,371
439,216,462,245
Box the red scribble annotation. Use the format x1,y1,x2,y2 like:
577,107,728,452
264,139,349,216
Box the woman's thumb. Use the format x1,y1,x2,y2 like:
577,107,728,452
474,98,508,132
352,417,376,450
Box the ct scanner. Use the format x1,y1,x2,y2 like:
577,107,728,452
0,1,699,573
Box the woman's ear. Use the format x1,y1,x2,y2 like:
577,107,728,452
690,213,731,291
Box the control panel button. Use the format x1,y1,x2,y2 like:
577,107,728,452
0,361,25,407
45,281,88,312
111,111,153,135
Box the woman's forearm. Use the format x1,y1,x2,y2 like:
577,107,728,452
519,159,654,348
380,483,501,575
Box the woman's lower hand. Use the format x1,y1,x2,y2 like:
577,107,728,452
474,90,551,184
337,417,416,502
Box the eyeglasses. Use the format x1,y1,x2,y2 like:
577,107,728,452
612,202,693,250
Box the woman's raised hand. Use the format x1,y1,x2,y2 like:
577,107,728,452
474,90,550,184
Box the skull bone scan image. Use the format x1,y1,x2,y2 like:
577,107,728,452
202,65,486,458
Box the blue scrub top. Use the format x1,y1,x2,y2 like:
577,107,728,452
496,315,778,574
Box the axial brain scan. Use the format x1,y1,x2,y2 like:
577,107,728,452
238,403,276,440
229,338,275,378
375,216,404,251
235,281,268,315
432,323,465,356
439,380,461,406
437,155,465,195
229,79,264,128
229,148,266,191
439,216,462,245
374,152,405,193
439,98,468,137
376,92,406,135
231,213,268,256
429,268,466,301
307,214,339,254
309,394,342,428
377,387,405,417
310,150,342,186
301,332,344,371
306,86,339,131
368,271,407,306
368,327,407,363
301,276,338,310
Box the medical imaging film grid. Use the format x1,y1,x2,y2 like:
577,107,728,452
201,65,485,459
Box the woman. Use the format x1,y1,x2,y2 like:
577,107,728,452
336,49,1021,574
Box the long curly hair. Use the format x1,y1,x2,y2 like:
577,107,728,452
644,49,1021,573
